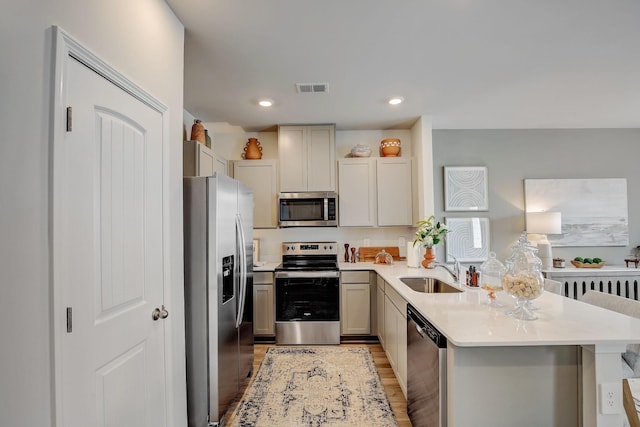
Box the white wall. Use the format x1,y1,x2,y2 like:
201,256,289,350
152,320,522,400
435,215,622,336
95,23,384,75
0,1,186,426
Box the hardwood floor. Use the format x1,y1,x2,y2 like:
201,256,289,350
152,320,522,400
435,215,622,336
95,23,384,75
227,343,412,426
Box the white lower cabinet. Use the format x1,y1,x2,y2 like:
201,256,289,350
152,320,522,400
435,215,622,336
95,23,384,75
253,272,274,336
383,281,407,397
340,271,371,335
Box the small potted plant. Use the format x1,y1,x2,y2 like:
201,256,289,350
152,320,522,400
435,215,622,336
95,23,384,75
413,215,449,268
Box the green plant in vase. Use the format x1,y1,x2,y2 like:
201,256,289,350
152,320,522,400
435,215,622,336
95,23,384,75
413,215,449,268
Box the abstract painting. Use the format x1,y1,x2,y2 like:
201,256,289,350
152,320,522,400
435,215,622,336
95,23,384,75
524,178,628,247
444,166,488,211
445,217,490,262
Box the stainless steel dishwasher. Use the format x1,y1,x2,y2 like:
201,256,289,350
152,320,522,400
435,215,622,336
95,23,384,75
407,304,447,427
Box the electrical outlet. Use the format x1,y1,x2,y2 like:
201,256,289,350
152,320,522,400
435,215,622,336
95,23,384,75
399,237,406,248
599,382,621,414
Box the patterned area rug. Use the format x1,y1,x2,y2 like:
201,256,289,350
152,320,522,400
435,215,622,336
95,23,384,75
229,346,398,427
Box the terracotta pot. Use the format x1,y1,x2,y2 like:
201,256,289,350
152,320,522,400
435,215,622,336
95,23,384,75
243,138,263,159
380,138,401,157
190,119,206,145
422,247,436,268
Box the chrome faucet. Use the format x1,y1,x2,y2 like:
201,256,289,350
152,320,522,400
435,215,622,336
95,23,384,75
433,254,461,284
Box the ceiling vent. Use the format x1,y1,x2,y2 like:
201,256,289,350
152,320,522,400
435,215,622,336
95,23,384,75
295,82,329,94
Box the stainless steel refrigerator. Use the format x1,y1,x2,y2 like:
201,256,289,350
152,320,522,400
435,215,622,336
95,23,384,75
183,174,254,427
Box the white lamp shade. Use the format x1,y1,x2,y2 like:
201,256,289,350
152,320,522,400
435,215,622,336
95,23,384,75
526,212,562,235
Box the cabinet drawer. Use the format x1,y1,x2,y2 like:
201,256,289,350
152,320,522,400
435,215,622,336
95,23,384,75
254,272,273,285
385,282,407,317
341,271,370,283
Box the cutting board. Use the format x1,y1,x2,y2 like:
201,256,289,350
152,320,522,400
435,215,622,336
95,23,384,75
359,246,402,262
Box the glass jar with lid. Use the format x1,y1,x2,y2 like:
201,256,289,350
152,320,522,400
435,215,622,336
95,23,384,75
374,249,393,265
502,232,545,320
479,252,506,307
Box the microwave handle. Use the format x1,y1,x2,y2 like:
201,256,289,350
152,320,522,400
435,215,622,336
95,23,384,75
324,198,329,221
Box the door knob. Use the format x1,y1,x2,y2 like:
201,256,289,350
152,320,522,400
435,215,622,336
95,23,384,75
152,305,169,321
160,305,169,319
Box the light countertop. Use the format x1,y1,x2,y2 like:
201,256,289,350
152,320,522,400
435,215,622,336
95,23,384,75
252,262,280,272
253,260,640,348
344,261,640,348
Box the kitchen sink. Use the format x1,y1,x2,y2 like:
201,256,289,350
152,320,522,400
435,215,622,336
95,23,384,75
399,277,462,293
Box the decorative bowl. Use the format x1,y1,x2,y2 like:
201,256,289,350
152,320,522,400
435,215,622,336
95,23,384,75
570,260,605,268
350,144,372,157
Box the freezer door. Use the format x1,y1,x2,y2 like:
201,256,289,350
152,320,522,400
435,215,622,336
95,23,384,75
208,175,240,424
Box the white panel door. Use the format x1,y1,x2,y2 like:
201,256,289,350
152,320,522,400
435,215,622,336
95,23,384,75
56,57,166,427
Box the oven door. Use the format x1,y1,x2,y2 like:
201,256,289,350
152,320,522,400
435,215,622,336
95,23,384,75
275,271,339,321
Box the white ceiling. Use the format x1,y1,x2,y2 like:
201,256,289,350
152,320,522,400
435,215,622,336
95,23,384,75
166,0,640,132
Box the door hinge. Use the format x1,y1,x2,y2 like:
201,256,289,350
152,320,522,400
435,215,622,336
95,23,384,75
66,307,72,333
66,106,72,132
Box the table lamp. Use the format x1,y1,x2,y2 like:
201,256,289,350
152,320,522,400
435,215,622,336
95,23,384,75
526,211,562,269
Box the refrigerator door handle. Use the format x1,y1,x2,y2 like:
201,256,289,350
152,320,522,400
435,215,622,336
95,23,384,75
235,214,247,328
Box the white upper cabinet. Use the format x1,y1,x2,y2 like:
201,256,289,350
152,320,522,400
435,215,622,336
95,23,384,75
183,140,227,177
338,158,376,227
278,125,335,192
377,157,413,226
338,157,413,227
232,160,278,228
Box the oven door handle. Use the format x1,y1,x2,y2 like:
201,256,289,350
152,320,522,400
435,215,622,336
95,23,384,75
275,271,340,279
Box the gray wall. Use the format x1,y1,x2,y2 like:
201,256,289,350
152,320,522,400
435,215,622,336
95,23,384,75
432,129,640,264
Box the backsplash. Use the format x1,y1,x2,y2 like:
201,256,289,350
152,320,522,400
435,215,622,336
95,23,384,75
253,227,416,263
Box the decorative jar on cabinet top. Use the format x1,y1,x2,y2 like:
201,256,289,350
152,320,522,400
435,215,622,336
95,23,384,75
380,138,401,157
242,137,263,159
190,119,206,145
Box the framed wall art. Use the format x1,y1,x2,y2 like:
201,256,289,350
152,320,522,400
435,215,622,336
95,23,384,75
445,217,490,263
524,178,628,247
444,166,488,211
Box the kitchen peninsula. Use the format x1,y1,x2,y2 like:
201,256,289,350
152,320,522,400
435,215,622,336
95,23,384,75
338,262,640,427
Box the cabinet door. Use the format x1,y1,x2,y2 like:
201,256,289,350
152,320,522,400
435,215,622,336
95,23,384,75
233,160,278,228
337,158,376,226
340,283,371,335
278,126,307,192
377,282,385,347
384,296,398,370
212,153,227,176
307,125,335,191
253,284,274,336
377,158,412,226
184,140,218,177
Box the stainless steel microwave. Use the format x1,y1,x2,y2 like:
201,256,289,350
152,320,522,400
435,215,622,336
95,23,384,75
278,192,338,227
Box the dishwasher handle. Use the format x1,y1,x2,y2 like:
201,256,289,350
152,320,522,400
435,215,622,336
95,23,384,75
408,305,447,349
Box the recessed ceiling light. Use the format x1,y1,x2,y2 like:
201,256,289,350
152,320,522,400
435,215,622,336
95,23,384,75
387,96,404,105
258,99,273,107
